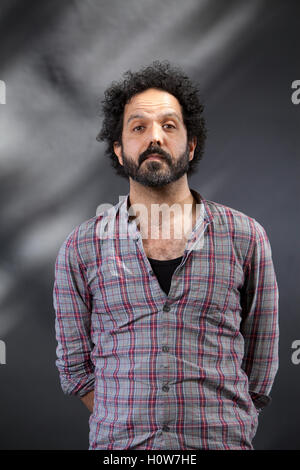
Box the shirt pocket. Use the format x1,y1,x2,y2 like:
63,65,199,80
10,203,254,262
192,273,240,313
188,260,244,339
90,254,154,332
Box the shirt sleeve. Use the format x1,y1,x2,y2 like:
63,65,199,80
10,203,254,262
53,228,95,397
240,220,279,413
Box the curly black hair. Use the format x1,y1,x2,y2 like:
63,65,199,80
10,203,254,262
97,60,207,178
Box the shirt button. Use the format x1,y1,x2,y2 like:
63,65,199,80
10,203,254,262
162,385,169,392
162,346,169,352
163,304,170,312
162,425,170,432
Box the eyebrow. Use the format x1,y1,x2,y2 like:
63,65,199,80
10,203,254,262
126,112,183,126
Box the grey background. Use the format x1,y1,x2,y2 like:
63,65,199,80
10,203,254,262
0,0,299,450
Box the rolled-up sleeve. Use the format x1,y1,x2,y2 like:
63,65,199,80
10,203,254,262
53,228,95,397
240,220,279,412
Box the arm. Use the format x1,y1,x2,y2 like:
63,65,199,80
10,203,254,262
53,228,95,399
240,220,279,413
80,389,94,413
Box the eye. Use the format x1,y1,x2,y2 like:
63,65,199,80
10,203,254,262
163,123,176,129
133,125,145,132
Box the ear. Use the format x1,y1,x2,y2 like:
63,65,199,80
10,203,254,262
113,141,123,166
188,136,197,162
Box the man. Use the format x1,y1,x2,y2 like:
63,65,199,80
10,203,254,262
54,61,279,450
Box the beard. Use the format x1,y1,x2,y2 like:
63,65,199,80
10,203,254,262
120,142,191,188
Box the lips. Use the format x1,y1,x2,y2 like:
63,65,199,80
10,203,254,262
145,154,164,161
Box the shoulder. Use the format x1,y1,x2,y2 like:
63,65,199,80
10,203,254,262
203,199,271,264
57,209,113,267
206,200,271,268
204,198,267,240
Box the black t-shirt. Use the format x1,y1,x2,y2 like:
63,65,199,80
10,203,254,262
147,256,183,295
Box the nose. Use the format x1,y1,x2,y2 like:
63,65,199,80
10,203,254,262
148,122,162,147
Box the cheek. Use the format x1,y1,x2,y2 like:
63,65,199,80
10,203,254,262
166,132,186,149
123,133,139,150
124,139,146,159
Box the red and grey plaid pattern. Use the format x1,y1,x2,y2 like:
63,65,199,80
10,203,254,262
53,188,279,450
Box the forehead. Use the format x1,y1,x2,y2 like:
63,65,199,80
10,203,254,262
124,88,183,120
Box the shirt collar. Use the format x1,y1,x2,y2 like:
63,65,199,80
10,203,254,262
116,187,214,236
99,188,214,241
120,188,214,224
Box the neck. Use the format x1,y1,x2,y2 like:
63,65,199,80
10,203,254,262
127,179,197,240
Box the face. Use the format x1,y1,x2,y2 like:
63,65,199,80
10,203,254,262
113,88,196,188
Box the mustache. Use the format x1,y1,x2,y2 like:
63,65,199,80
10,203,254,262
139,146,170,164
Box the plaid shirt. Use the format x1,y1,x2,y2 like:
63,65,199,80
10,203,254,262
53,188,279,450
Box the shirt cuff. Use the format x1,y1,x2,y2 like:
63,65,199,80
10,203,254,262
75,375,95,397
61,373,95,397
